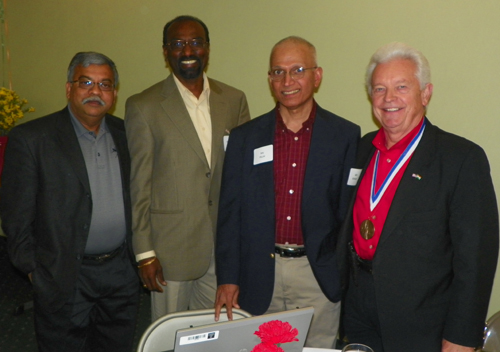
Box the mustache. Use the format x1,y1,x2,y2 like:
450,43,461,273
82,97,105,106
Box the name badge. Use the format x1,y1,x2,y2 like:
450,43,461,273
347,168,362,186
254,145,273,165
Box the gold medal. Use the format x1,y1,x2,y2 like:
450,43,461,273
360,219,375,240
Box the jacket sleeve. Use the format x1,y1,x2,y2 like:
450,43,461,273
124,97,156,258
215,126,246,286
0,127,38,274
443,144,499,346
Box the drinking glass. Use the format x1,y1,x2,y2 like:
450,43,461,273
342,343,374,352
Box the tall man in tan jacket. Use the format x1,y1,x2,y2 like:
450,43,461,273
125,15,250,320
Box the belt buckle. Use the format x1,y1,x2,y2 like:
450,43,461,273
275,246,305,258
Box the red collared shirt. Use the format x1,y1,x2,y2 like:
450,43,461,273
274,102,317,245
353,117,425,259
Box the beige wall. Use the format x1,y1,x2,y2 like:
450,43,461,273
3,1,500,316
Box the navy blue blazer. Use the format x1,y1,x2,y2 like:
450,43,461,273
337,119,499,350
216,104,360,315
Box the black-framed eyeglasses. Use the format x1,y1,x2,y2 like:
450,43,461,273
70,79,115,91
166,39,208,51
268,66,318,82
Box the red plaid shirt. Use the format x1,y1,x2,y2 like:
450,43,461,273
274,102,317,245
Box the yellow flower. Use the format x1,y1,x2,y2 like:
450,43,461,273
0,87,35,135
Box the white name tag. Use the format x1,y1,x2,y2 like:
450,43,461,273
347,168,362,186
253,145,273,165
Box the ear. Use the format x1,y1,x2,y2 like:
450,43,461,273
314,67,323,88
421,83,433,107
65,82,72,99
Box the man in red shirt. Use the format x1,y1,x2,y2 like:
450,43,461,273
214,36,360,348
338,42,498,352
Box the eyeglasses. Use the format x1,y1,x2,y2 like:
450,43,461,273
70,79,115,91
268,66,318,82
166,39,208,51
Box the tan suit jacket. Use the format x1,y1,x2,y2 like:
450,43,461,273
125,75,250,281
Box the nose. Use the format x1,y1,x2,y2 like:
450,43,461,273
383,88,395,102
283,71,294,86
88,83,102,95
181,42,194,56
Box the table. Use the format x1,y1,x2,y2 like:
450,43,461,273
303,348,342,352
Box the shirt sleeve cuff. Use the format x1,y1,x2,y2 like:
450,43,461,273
136,250,156,262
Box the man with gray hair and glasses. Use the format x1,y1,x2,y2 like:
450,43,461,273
215,36,360,348
338,42,498,351
0,52,140,352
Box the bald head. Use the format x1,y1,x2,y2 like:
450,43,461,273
270,36,317,68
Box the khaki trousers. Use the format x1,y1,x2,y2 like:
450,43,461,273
150,254,217,321
265,255,341,349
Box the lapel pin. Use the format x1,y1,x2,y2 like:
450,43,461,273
412,173,422,180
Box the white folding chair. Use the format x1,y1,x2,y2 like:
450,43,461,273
137,308,252,352
483,310,500,351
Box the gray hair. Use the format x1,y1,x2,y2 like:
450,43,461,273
365,42,430,94
270,36,318,67
67,52,119,85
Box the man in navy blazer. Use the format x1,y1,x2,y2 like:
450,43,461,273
338,43,498,352
0,52,140,352
214,36,360,348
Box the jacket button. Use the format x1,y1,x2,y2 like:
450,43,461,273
270,253,275,259
206,172,211,178
208,200,213,206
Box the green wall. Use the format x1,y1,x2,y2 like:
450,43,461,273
3,0,500,317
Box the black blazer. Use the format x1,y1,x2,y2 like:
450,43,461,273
0,107,134,312
338,119,499,350
216,104,360,315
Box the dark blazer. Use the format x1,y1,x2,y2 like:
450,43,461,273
338,119,499,350
0,107,134,312
216,104,360,315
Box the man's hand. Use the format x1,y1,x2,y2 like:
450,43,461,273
441,339,475,352
139,257,167,292
214,284,240,321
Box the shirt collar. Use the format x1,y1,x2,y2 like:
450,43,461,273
275,100,317,132
68,104,108,138
372,116,425,153
173,72,210,103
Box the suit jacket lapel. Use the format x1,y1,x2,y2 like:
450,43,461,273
254,112,277,219
208,79,227,172
378,121,437,247
160,75,209,168
55,108,91,194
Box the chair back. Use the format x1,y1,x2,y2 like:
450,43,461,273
483,310,500,351
137,308,252,352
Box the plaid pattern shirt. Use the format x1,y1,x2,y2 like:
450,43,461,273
273,102,317,245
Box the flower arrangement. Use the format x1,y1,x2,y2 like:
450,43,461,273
251,320,299,352
0,87,35,135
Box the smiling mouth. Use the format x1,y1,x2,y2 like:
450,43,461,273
384,107,402,112
282,89,300,96
181,59,197,65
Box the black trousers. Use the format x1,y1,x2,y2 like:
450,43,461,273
34,247,140,352
343,268,385,352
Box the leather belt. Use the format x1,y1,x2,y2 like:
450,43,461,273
83,243,125,264
275,246,306,258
